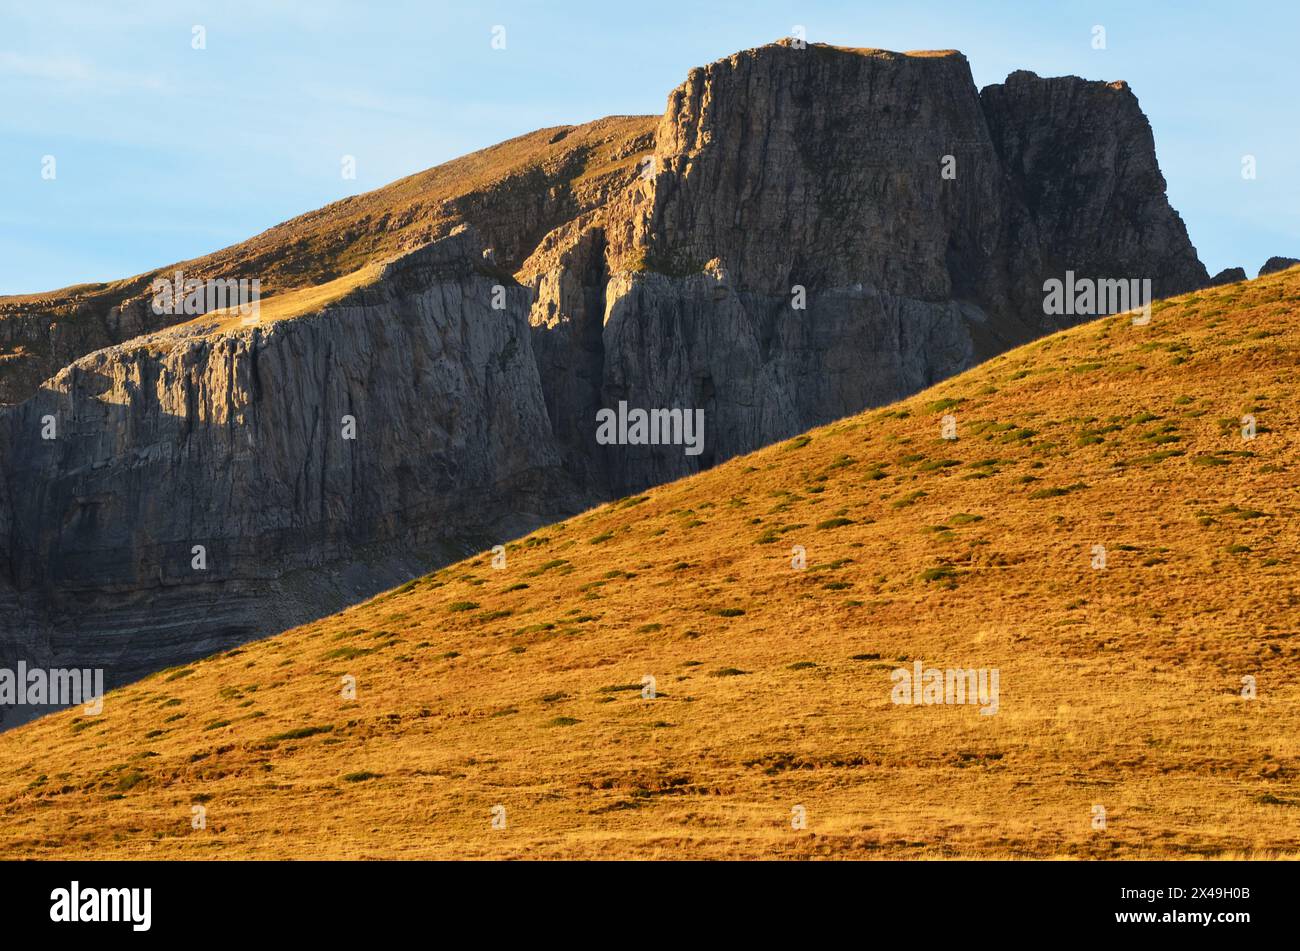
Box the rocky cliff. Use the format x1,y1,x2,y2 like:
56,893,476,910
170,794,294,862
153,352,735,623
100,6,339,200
0,40,1210,726
583,42,1206,488
0,228,585,726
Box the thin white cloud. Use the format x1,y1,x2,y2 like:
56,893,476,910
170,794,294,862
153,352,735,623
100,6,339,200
0,51,164,91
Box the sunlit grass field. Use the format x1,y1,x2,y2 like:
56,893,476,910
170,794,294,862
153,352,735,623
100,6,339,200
2,268,1298,859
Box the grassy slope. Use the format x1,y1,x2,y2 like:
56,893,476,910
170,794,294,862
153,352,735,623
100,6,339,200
1,115,654,308
2,270,1298,859
0,115,654,402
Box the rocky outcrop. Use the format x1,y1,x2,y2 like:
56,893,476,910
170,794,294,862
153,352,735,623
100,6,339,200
1,40,1212,726
622,46,1005,298
593,46,999,491
583,41,1207,488
1210,267,1247,286
981,69,1208,332
1259,256,1299,276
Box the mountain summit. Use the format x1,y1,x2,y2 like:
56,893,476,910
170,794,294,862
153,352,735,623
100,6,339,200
0,42,1210,726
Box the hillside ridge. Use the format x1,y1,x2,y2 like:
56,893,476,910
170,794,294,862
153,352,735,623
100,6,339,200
1,266,1296,858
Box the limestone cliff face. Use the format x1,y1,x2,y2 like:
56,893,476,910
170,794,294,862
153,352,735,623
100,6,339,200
523,219,611,487
591,45,1001,491
0,229,581,727
981,69,1209,339
1,41,1211,725
583,42,1207,490
596,272,976,492
627,45,1004,299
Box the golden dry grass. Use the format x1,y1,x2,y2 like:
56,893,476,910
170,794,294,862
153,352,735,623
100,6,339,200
162,262,385,339
2,269,1299,859
1,115,654,309
0,115,654,402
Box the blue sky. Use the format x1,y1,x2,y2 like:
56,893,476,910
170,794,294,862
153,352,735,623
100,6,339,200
1,0,1295,295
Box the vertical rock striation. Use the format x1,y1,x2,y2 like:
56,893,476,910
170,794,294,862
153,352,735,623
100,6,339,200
584,42,1207,491
0,229,582,727
980,69,1208,347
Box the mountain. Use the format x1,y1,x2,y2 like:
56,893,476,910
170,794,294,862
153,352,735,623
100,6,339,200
0,115,656,406
0,41,1210,726
1,266,1296,858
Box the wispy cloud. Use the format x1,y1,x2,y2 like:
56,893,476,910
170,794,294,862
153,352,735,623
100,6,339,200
0,51,164,91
